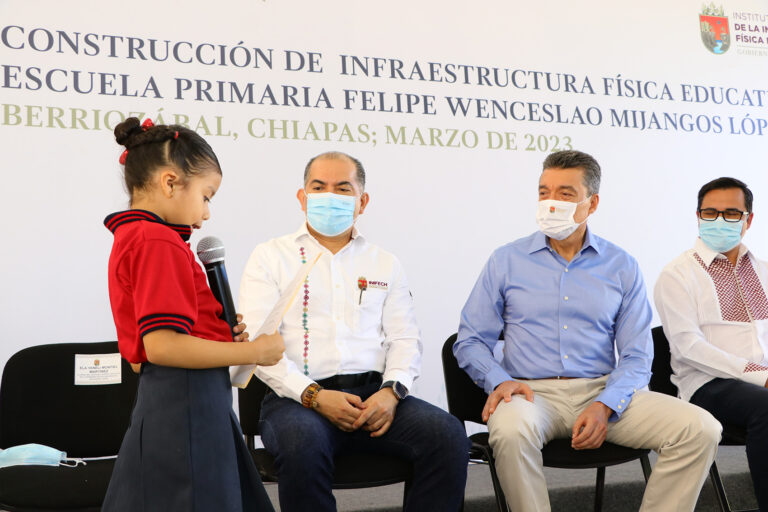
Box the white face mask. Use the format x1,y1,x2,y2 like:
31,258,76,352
536,198,590,240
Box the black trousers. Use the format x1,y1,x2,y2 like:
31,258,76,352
691,377,768,511
260,381,470,512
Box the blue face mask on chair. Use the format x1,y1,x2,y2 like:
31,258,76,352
306,192,357,236
0,443,82,468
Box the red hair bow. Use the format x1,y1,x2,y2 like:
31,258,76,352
119,150,129,165
141,118,154,131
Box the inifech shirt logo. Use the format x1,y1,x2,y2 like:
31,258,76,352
357,276,386,303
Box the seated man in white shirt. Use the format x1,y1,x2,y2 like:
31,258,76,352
655,177,768,510
238,151,469,512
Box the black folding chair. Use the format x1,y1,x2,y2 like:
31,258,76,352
238,376,413,508
0,342,139,512
650,326,757,512
442,333,652,512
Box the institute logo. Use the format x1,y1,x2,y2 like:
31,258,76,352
700,4,730,54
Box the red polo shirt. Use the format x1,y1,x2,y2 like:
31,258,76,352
104,210,232,363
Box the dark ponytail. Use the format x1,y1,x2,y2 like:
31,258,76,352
114,117,221,198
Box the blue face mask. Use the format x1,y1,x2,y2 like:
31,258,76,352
306,192,357,236
699,218,744,253
0,443,82,468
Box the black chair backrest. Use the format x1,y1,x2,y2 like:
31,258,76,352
0,342,139,457
238,374,269,437
441,333,489,425
650,326,679,397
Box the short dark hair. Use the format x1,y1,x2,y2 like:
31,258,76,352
303,151,366,190
541,150,601,195
697,177,753,212
115,117,221,199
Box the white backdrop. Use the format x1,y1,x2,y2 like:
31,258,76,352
2,0,767,409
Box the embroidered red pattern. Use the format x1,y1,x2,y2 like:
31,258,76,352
744,362,768,373
738,255,768,320
693,253,768,322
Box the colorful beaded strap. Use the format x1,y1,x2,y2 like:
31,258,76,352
299,247,310,376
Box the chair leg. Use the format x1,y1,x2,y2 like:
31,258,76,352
710,462,731,512
594,466,606,512
640,454,652,482
480,445,509,512
402,477,411,510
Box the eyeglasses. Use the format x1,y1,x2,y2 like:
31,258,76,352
697,208,748,222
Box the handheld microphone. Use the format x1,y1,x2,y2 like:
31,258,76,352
196,236,237,339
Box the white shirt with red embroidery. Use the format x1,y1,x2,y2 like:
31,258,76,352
654,238,768,401
238,224,421,403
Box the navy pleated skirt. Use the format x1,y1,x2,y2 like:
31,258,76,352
102,364,273,511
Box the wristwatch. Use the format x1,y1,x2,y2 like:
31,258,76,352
381,380,409,400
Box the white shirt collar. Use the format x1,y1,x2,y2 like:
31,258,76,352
693,237,749,267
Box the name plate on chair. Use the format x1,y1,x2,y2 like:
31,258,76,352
74,353,122,385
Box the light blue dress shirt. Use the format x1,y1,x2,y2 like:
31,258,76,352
455,229,653,419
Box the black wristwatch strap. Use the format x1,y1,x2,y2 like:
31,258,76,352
381,380,408,400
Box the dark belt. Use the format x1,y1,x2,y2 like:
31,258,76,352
317,371,382,390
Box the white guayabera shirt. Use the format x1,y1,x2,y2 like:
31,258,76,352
655,238,768,401
239,224,421,402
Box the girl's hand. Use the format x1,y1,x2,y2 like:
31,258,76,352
253,331,285,366
232,314,249,342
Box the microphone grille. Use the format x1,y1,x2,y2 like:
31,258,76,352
196,236,225,264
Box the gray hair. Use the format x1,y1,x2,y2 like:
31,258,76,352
542,150,601,195
303,151,366,190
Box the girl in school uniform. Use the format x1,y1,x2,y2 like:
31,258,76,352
102,117,282,511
